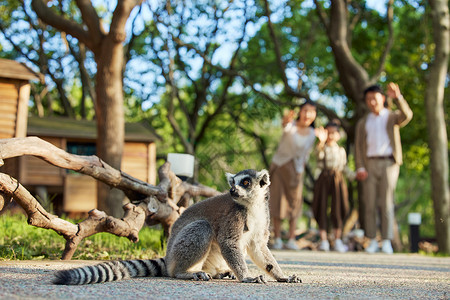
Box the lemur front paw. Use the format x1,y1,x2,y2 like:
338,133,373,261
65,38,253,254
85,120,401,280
214,271,236,280
193,272,212,281
277,274,302,283
242,275,266,284
287,274,302,283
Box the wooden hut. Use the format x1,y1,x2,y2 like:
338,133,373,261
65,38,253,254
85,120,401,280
0,59,158,214
0,58,39,139
2,116,158,214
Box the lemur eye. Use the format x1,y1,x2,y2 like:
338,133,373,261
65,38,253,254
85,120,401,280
241,179,250,187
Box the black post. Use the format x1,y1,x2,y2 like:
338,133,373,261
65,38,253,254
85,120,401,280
409,224,420,253
408,213,421,253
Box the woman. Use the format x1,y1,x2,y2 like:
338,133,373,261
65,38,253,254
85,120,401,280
270,100,317,250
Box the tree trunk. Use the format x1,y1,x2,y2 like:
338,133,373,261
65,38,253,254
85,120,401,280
30,0,142,217
317,0,371,115
95,36,126,217
425,0,450,254
314,0,394,120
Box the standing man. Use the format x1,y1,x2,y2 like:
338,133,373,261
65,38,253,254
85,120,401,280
355,82,413,254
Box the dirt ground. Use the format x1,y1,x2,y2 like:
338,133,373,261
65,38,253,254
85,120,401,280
0,250,449,299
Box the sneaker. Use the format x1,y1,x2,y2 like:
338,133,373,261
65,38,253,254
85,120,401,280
365,239,379,254
272,238,283,250
318,239,330,251
334,239,348,253
381,239,393,254
285,239,299,250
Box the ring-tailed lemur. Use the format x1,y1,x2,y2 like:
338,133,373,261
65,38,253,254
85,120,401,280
53,169,301,285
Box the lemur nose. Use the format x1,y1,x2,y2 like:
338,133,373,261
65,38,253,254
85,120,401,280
230,187,236,193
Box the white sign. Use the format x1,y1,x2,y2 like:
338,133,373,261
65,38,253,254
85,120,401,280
408,213,422,225
167,153,195,178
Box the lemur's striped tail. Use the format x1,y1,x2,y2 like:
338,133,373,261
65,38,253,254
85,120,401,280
53,258,166,285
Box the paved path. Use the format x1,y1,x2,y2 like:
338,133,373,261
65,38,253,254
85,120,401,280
0,251,449,299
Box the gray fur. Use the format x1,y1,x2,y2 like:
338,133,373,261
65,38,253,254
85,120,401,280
53,169,301,285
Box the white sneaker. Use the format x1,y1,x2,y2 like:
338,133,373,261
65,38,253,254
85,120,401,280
365,239,379,254
285,239,299,250
318,240,330,251
272,238,283,250
334,239,348,253
381,239,393,254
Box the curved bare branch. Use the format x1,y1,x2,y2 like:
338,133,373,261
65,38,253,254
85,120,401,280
0,137,161,198
31,0,93,49
263,0,298,96
110,0,144,43
371,0,395,82
75,0,105,42
0,137,222,259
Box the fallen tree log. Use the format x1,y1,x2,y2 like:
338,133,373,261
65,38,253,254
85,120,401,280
0,137,221,259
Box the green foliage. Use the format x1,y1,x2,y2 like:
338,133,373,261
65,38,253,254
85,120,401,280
0,0,97,118
195,93,283,189
395,143,434,238
0,213,164,260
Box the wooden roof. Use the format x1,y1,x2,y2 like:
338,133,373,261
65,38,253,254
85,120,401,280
0,58,40,81
27,116,158,143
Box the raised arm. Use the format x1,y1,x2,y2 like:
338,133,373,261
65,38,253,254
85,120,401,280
387,82,413,127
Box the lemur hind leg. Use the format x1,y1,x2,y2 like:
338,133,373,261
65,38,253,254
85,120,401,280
201,243,235,279
166,219,214,281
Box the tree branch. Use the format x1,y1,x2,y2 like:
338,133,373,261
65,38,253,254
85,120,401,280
0,137,221,259
109,0,143,43
314,0,330,31
371,0,395,82
31,0,93,49
318,0,370,105
0,137,161,199
74,0,105,43
263,0,296,96
61,203,147,260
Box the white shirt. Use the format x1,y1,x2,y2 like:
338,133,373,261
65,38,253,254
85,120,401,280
365,108,393,157
272,122,316,173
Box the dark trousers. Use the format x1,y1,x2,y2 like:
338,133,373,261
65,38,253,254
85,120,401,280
313,170,349,231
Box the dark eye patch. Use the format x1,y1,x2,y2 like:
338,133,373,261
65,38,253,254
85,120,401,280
240,177,251,188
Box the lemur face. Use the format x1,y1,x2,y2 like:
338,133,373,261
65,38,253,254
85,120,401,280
226,169,270,202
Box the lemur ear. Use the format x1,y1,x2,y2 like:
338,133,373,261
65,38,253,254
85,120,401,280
225,172,235,187
257,169,270,188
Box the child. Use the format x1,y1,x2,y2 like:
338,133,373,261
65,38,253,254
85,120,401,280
312,120,352,252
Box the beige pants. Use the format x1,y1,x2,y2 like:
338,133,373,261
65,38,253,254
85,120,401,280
269,160,304,220
363,158,399,240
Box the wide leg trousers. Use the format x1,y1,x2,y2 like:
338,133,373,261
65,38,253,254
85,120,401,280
363,158,399,240
269,160,304,220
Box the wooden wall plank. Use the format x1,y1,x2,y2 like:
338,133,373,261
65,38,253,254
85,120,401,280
0,81,19,139
19,137,64,186
0,104,18,114
122,142,150,182
15,83,30,137
63,174,97,212
148,143,156,185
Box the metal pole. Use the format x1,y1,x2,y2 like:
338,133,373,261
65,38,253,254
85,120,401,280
408,213,421,253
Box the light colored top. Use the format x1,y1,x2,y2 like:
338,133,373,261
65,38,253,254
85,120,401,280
317,144,347,171
316,144,355,180
355,95,413,169
365,108,393,157
272,122,316,173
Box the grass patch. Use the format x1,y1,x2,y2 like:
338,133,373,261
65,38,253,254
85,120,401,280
0,212,165,260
